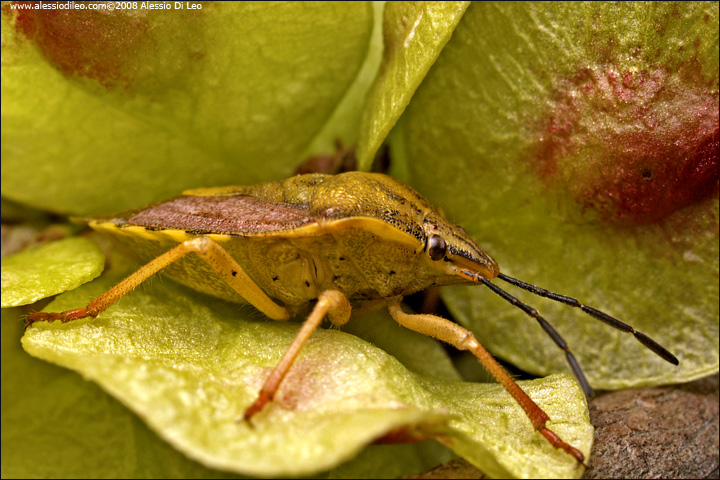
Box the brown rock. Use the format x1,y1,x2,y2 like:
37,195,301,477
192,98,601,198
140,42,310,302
584,375,719,479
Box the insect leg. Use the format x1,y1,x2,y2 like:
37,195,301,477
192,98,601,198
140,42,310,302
386,297,585,465
26,237,289,325
243,290,351,421
496,273,679,366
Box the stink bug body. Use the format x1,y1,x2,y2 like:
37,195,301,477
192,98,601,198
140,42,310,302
27,171,679,465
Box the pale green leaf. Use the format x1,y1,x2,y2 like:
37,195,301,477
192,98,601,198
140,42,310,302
302,2,386,159
3,302,454,480
1,306,240,479
1,237,104,307
356,1,470,169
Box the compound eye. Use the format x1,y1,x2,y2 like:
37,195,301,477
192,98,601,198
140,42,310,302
427,234,447,261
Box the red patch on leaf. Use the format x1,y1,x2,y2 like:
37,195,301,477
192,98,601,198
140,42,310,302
372,426,437,444
4,1,150,89
533,62,719,225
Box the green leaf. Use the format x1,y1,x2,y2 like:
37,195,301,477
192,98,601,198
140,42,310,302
1,307,241,479
1,237,104,307
302,2,386,159
1,3,374,215
341,306,462,382
21,257,592,478
4,305,455,479
398,2,719,388
356,1,470,170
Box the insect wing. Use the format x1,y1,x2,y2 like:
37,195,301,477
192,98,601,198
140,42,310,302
112,195,315,235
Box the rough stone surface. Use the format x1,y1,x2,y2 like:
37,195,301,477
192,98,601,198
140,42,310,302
584,375,719,479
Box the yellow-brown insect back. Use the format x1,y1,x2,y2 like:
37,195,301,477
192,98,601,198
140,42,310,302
27,171,678,466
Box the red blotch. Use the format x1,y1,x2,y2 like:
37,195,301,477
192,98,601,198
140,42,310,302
4,1,150,89
533,62,719,225
372,427,436,444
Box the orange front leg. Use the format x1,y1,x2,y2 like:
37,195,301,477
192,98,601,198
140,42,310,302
27,237,290,326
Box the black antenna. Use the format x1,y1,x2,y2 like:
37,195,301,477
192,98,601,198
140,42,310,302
462,270,679,398
472,273,594,397
496,273,679,366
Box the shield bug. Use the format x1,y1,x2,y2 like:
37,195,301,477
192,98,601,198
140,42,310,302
27,171,679,465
